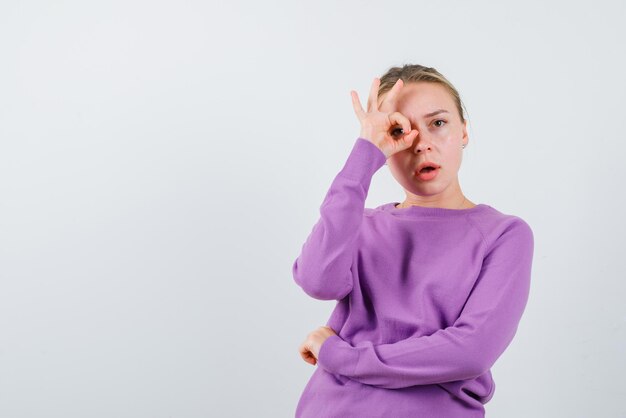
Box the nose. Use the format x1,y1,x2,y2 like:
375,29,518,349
412,132,433,154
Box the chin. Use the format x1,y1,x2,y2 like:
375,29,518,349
406,188,445,197
402,178,450,196
403,182,443,196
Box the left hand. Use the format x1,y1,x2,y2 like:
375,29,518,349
298,326,338,366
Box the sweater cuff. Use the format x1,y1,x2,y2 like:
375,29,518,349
317,335,360,377
337,138,387,183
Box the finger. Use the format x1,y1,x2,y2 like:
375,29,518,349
388,111,413,138
399,129,419,148
367,77,381,112
350,90,366,120
298,343,313,363
385,129,417,156
300,353,312,365
379,78,403,112
298,342,307,357
301,349,316,365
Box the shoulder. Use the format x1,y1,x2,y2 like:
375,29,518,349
466,205,534,253
468,204,532,231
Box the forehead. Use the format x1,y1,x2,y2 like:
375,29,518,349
381,82,455,117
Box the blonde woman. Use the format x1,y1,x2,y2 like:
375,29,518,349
293,64,534,417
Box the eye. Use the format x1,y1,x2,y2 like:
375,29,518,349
391,127,404,137
433,119,447,127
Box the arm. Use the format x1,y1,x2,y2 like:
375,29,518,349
292,137,386,301
316,219,535,388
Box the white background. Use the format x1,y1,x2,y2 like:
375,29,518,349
1,1,624,417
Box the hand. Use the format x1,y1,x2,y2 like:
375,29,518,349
298,325,338,366
350,77,419,159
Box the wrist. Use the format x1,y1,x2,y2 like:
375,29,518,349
358,132,387,157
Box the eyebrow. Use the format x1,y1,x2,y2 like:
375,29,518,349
423,109,449,118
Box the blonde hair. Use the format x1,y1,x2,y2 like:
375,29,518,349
378,64,468,124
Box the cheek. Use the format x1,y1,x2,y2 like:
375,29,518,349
387,157,414,179
388,154,409,169
441,133,463,157
443,151,463,171
441,143,463,166
440,132,457,144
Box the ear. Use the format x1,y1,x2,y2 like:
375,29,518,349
462,119,469,147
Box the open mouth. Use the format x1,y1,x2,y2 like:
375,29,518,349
415,165,440,181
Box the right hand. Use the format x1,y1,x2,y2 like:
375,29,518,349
298,326,338,366
350,77,419,159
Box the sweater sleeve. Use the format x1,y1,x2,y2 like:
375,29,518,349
316,218,534,388
292,137,387,301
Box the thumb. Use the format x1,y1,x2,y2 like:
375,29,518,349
401,130,418,148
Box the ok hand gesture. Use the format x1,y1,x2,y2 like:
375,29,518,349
350,78,418,159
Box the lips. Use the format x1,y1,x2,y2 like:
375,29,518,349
415,161,440,181
417,161,441,173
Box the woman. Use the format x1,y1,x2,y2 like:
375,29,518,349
292,64,534,417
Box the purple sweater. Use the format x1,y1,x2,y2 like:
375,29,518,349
292,138,534,417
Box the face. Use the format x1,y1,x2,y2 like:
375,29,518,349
379,82,469,199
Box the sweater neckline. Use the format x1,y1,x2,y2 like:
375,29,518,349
379,202,491,217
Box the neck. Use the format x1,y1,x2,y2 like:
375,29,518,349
397,182,475,210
